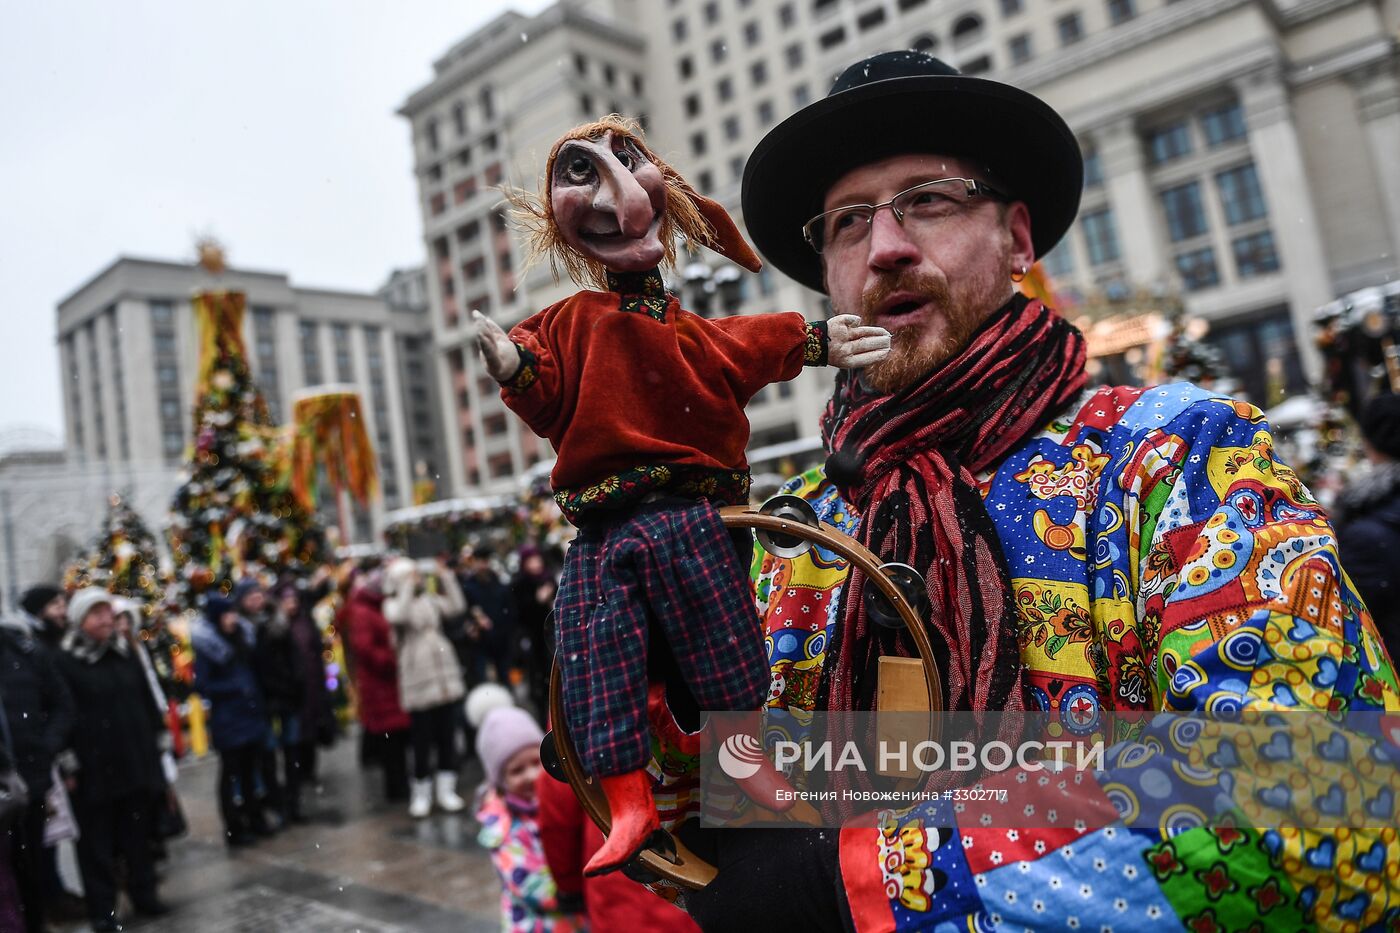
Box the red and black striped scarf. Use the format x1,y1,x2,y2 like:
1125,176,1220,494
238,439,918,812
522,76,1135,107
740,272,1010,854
818,294,1086,713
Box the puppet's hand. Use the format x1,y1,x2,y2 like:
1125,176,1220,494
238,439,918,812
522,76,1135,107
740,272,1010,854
826,314,891,369
472,310,522,383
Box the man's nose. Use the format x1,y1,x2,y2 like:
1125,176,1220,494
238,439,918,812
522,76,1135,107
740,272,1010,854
591,155,653,238
866,207,921,271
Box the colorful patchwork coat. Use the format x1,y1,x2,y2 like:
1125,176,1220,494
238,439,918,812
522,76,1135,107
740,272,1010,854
750,383,1400,932
476,789,584,933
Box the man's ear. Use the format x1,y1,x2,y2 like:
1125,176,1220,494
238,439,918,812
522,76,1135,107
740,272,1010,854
1006,201,1035,273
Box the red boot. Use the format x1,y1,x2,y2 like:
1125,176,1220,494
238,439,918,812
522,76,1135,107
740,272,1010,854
712,712,798,813
585,770,663,877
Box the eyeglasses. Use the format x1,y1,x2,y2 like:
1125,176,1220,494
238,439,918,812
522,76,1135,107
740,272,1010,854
802,176,1009,254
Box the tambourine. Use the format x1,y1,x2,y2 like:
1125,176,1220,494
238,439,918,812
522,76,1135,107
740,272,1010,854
541,497,945,890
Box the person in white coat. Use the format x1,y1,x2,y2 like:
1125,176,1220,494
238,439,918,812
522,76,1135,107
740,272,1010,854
382,557,467,818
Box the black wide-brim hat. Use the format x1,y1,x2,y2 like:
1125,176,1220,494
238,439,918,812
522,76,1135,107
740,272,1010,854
742,51,1083,294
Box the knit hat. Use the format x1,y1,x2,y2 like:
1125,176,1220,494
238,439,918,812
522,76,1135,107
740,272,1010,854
203,594,236,625
384,557,418,596
20,584,62,619
66,587,114,627
1361,393,1400,461
465,682,516,730
476,706,544,789
230,576,262,607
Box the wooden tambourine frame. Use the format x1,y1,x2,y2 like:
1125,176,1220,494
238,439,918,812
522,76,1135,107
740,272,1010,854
545,503,945,890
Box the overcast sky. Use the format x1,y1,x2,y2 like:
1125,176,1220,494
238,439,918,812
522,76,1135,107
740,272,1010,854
0,0,551,444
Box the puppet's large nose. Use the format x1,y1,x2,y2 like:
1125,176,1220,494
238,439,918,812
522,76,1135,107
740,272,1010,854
593,154,654,238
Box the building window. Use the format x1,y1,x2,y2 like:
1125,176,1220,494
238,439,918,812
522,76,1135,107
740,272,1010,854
757,99,774,125
579,94,593,116
679,55,694,79
685,93,701,117
1000,0,1023,16
1232,230,1281,278
858,7,887,30
299,322,322,385
1107,0,1136,25
723,115,741,140
603,64,616,86
1216,163,1267,224
698,170,714,194
429,192,446,216
952,14,984,46
673,17,688,41
1057,12,1084,45
1041,244,1074,279
1147,121,1192,164
1201,101,1247,147
744,20,761,44
814,0,839,14
464,257,485,281
911,34,938,52
750,61,768,86
961,54,992,75
425,118,439,152
499,251,512,273
899,0,929,9
1159,181,1209,242
779,3,796,26
730,155,746,182
1008,33,1032,64
1081,208,1121,265
1174,247,1219,290
704,1,720,22
711,39,728,63
488,452,513,478
457,219,481,243
158,364,178,386
452,101,466,136
819,26,846,49
718,76,733,101
574,53,587,76
793,83,811,107
1206,310,1304,405
484,162,503,185
479,86,495,120
691,131,708,156
332,324,353,381
632,73,643,95
1083,149,1103,187
785,42,804,67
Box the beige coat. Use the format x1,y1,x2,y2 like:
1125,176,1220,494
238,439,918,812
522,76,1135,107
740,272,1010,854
383,566,466,712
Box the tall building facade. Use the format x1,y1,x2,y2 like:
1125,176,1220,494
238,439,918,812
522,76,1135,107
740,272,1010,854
55,257,444,542
406,0,1398,496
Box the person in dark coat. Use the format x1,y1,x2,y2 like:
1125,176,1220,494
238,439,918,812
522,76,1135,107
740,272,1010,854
255,586,308,824
54,588,168,931
340,572,411,803
510,547,558,720
1335,393,1400,662
18,585,66,651
0,607,75,933
459,548,519,688
192,594,272,846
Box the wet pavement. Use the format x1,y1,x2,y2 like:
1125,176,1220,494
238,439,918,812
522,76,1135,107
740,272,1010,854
59,736,504,932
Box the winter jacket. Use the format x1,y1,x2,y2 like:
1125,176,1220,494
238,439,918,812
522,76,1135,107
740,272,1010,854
464,570,520,653
53,640,163,805
536,771,700,932
192,615,269,751
341,589,411,734
253,619,307,718
1335,462,1400,663
289,606,331,739
476,787,582,933
383,571,466,712
0,617,75,795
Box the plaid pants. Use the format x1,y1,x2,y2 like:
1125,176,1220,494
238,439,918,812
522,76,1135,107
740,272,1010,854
556,500,769,775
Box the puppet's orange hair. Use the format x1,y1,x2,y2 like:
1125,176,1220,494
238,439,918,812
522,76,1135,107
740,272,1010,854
503,115,721,291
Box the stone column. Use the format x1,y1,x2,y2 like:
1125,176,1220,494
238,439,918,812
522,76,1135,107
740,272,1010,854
1349,59,1400,270
1236,64,1331,379
1095,117,1166,285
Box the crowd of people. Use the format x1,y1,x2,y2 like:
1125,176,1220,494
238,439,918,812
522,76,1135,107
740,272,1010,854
0,541,597,933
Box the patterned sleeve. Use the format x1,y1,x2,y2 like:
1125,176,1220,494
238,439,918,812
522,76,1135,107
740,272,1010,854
1141,399,1399,713
835,398,1400,932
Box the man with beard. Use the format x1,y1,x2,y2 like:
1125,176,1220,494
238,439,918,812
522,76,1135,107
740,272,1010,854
678,51,1398,931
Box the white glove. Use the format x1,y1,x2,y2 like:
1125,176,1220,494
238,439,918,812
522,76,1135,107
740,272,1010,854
472,310,522,383
826,314,892,369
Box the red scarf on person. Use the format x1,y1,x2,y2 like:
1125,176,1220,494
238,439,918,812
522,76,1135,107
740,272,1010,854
818,294,1087,713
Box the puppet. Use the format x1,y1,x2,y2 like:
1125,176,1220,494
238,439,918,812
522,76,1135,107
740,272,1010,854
473,116,889,875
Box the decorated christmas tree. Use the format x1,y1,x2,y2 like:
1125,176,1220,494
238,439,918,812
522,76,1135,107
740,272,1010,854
65,492,165,605
1158,309,1231,388
166,249,327,603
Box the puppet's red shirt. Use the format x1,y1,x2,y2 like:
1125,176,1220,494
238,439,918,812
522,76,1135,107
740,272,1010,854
500,269,827,522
